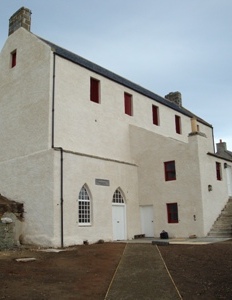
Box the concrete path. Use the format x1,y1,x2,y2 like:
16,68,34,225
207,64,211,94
105,243,181,300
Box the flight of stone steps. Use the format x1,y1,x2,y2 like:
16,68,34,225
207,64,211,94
208,197,232,237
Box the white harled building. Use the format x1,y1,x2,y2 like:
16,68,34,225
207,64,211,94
0,7,232,247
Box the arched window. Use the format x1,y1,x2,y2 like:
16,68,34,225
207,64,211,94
78,185,91,225
112,189,125,204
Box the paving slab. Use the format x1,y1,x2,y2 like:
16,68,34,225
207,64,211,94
105,243,181,300
153,237,231,245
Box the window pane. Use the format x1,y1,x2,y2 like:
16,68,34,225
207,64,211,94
175,115,181,134
11,51,17,68
152,105,159,125
78,186,91,224
164,161,176,181
124,93,133,116
113,189,124,203
167,203,178,223
90,78,100,103
216,162,222,180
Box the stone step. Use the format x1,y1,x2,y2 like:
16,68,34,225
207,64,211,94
208,231,232,237
212,228,232,232
215,215,232,224
213,227,232,231
213,221,232,226
220,214,232,218
208,198,232,237
210,229,232,234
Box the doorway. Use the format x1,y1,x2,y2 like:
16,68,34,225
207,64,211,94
112,188,126,240
140,205,154,237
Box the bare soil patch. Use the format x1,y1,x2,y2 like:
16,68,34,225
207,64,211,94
158,240,232,299
0,243,125,300
0,240,231,299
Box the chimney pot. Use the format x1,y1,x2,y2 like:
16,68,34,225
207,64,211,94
8,7,32,36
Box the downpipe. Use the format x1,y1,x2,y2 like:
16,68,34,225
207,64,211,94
52,52,64,248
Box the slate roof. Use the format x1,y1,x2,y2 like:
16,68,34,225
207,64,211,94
39,37,212,127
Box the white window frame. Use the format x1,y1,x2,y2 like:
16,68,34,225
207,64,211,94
113,189,125,204
78,186,91,226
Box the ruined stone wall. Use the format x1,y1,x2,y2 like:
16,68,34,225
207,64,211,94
0,222,15,249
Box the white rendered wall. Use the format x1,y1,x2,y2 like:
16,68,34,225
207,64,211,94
0,28,225,247
130,125,216,238
196,135,230,235
0,28,52,161
53,56,210,163
0,150,56,247
53,151,140,246
0,29,57,246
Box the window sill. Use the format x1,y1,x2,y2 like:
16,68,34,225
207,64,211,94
78,223,92,227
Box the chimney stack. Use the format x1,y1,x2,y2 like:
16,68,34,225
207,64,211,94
191,117,198,133
165,91,182,107
8,7,32,36
216,140,227,154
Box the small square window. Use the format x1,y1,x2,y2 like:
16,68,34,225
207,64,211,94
11,50,17,68
216,162,222,180
90,77,100,103
167,203,178,223
124,92,133,116
175,115,181,134
152,105,159,126
164,161,176,181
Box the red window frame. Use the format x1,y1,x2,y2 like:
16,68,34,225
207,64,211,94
90,78,100,103
124,92,133,116
11,50,17,68
167,203,178,223
152,105,159,125
216,162,222,180
175,115,181,134
164,161,176,181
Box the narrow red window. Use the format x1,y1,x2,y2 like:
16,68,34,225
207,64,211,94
216,162,222,180
164,161,176,181
152,105,159,125
175,115,181,134
167,203,178,223
90,78,100,103
11,50,17,68
124,93,133,116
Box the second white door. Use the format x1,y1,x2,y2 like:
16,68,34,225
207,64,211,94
140,205,154,237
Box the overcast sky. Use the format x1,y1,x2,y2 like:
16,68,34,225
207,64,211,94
1,1,232,149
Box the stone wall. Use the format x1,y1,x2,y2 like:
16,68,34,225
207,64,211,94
0,222,15,249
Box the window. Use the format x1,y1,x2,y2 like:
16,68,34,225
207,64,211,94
90,77,100,103
113,189,125,204
124,92,133,116
164,161,176,181
216,162,222,181
11,50,17,68
78,186,91,225
175,115,181,134
167,203,178,223
152,105,159,125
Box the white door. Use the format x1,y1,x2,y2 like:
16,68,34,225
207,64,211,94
140,205,154,237
112,205,126,240
226,165,232,196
